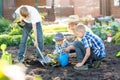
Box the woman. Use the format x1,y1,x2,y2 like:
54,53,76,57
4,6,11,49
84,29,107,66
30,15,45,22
14,5,44,62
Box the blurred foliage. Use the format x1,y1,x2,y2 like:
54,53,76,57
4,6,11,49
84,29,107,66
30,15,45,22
92,21,120,40
8,19,22,35
0,17,11,34
112,32,120,45
0,35,21,46
0,34,55,46
43,24,68,33
44,34,55,45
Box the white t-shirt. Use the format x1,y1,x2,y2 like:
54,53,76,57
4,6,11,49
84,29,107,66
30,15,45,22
15,5,42,24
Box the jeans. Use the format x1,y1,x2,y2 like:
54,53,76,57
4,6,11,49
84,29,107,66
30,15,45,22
18,22,44,61
73,41,102,65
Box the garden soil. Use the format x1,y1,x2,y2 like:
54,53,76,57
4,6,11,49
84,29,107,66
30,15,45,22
3,42,120,80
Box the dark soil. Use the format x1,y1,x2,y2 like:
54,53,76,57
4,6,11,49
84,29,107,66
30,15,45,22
3,42,120,80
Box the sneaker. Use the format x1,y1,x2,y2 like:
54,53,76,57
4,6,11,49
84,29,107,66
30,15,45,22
92,60,101,68
74,65,88,70
18,57,24,63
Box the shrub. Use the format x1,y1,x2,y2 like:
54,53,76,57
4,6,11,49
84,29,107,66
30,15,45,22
44,34,55,45
112,32,120,45
0,18,11,34
0,34,21,46
8,21,22,35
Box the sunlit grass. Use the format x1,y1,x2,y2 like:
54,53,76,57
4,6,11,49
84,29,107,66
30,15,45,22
43,24,68,33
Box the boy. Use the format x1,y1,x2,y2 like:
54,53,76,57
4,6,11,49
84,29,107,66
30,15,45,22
47,32,70,66
64,24,106,70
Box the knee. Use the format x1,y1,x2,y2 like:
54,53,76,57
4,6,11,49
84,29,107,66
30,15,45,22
73,41,82,48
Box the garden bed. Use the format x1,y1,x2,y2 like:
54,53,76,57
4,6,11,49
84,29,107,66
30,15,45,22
3,41,120,80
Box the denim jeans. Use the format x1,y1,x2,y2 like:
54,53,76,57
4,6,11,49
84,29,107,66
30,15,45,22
18,22,44,61
73,41,102,65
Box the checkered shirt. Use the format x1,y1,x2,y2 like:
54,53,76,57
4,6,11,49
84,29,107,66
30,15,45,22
82,32,106,58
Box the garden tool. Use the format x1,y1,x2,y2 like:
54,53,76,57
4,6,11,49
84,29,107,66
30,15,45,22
17,21,49,66
0,44,12,65
24,28,49,66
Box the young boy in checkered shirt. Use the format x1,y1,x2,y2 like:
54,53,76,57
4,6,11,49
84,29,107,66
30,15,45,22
64,24,106,70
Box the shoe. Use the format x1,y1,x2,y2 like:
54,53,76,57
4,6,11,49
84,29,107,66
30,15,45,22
92,60,101,68
74,65,88,70
18,57,24,63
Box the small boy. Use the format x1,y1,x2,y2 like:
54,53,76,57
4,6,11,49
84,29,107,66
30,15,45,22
47,32,70,65
64,24,106,70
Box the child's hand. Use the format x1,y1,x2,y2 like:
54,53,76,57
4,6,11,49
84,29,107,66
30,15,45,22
64,47,70,52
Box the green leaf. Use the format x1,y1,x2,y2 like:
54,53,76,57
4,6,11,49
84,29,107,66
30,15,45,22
116,51,120,57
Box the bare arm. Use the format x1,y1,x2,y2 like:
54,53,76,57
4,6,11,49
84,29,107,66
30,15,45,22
32,23,38,47
81,48,91,65
75,47,91,67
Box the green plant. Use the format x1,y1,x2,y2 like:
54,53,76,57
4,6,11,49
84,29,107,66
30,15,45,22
92,21,120,40
44,34,55,45
116,51,120,57
0,34,21,46
112,32,120,45
8,28,22,35
92,25,107,40
0,17,11,34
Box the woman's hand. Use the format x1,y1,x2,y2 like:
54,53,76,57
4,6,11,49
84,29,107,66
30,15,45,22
34,41,38,47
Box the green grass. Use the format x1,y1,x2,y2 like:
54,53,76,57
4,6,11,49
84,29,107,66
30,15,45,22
43,24,68,33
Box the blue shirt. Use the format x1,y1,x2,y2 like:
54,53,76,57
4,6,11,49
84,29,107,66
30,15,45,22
81,32,106,58
54,40,70,54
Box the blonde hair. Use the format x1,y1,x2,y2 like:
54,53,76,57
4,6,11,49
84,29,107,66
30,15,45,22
20,7,29,18
74,24,86,32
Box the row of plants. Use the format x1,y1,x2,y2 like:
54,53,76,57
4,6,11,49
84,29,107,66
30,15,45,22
0,17,66,46
0,34,55,46
92,21,120,44
1,16,120,46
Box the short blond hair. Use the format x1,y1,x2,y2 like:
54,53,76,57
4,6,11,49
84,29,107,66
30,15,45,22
20,7,29,18
74,24,86,32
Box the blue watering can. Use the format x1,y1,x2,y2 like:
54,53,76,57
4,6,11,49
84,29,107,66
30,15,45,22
58,52,69,67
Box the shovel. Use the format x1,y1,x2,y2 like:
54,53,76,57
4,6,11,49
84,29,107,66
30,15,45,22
23,28,49,66
17,21,49,66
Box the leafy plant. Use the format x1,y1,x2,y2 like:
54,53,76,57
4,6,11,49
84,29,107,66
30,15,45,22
116,51,120,57
112,32,120,45
44,34,55,45
0,17,11,34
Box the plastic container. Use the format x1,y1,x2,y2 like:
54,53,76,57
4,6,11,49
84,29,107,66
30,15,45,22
58,53,69,67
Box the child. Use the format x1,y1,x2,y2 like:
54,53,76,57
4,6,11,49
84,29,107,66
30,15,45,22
47,32,70,65
64,24,106,70
67,21,93,57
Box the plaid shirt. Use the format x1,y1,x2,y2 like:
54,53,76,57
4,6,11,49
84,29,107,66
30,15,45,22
54,40,70,54
81,32,106,58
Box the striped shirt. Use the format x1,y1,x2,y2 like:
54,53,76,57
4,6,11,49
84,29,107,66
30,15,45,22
81,32,106,58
